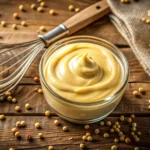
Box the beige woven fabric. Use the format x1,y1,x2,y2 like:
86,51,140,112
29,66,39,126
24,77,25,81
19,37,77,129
107,0,150,76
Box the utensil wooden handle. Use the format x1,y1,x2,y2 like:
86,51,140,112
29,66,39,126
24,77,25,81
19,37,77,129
63,0,110,35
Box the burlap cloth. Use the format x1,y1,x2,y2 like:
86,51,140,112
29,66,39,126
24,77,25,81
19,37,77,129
107,0,150,76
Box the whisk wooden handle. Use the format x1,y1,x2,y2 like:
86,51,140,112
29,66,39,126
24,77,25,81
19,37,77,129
63,0,110,35
39,0,110,46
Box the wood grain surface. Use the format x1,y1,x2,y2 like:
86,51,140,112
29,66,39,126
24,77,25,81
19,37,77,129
0,0,150,150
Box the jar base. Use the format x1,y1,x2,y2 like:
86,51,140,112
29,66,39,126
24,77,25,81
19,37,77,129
51,107,115,124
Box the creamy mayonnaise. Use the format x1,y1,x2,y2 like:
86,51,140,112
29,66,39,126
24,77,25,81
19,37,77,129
44,43,122,103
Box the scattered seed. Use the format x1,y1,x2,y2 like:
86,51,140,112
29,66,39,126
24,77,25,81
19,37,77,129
7,96,13,101
100,121,105,126
38,0,42,2
75,8,80,13
130,132,135,136
120,0,129,3
141,17,146,22
87,135,92,141
39,26,46,32
34,76,39,82
84,124,90,129
1,21,6,27
19,5,24,11
110,128,115,133
69,137,73,140
5,91,11,96
125,137,131,144
12,24,17,30
82,135,87,141
0,114,5,120
85,132,91,136
9,148,15,150
118,131,123,137
133,135,138,139
135,137,140,142
111,145,117,150
35,122,41,129
68,5,74,11
119,136,125,142
103,133,109,138
80,143,85,149
113,125,117,129
40,2,46,7
95,129,100,134
106,121,112,126
21,21,26,26
62,126,68,132
134,147,139,150
130,114,135,119
115,122,119,126
11,128,17,133
45,110,51,117
27,134,33,141
49,9,55,15
38,88,43,94
132,122,137,127
120,115,125,121
12,98,17,103
137,131,141,136
48,146,54,150
15,106,21,112
25,103,31,110
37,7,44,12
31,4,36,9
133,91,139,96
54,120,59,126
146,19,150,24
127,117,132,123
15,131,20,137
13,13,19,19
148,10,150,16
114,138,119,143
131,127,136,132
21,121,26,127
16,121,21,127
0,96,4,101
115,128,120,133
38,133,44,139
138,87,145,93
117,125,121,128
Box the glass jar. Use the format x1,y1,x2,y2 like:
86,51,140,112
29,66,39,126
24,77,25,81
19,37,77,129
39,36,129,124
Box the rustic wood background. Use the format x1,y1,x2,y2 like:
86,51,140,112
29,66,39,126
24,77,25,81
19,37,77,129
0,0,150,150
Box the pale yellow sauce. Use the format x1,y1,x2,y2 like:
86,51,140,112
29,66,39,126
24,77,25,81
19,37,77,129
44,43,122,102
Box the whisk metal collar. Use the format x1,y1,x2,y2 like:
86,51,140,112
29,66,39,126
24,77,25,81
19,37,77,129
38,24,68,47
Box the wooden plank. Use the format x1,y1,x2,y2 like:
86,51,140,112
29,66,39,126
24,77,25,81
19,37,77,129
0,0,127,45
0,0,93,25
0,17,127,45
0,116,149,150
0,83,150,115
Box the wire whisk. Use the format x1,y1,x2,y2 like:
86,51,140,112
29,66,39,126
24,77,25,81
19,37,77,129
0,39,45,95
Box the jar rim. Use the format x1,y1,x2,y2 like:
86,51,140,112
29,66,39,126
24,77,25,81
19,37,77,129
39,35,129,106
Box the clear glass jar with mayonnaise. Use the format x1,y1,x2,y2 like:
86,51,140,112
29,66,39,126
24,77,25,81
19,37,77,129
39,36,129,124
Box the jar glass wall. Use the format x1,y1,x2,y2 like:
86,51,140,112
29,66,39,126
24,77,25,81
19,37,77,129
39,36,129,124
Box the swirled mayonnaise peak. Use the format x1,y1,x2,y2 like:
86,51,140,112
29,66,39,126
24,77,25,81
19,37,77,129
44,43,122,103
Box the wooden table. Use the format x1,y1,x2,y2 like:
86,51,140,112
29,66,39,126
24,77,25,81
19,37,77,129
0,0,150,150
